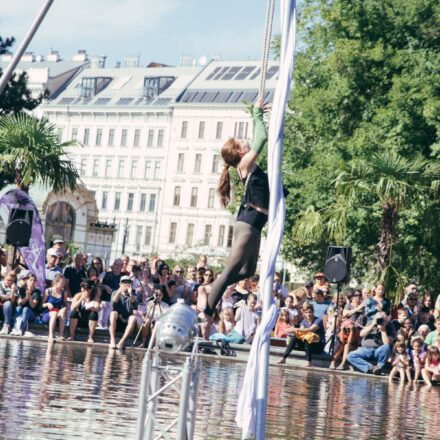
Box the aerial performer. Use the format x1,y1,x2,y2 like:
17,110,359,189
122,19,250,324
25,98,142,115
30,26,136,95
204,98,270,320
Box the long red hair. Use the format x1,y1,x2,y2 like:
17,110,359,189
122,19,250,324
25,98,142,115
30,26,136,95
218,138,241,207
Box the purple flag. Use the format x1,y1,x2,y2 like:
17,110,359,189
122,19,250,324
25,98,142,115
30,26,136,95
0,189,46,291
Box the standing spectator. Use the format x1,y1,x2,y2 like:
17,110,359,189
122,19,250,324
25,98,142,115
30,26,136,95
415,307,435,331
99,259,124,328
172,265,189,305
232,278,251,305
156,262,175,305
401,281,419,306
45,249,63,287
346,312,394,375
0,271,18,334
63,253,86,298
313,272,328,291
109,276,139,349
42,274,68,343
277,303,325,367
12,274,41,336
404,291,419,321
391,307,409,333
81,252,89,269
197,255,209,270
91,257,105,277
365,281,390,322
52,239,67,259
274,272,288,298
140,256,149,268
186,265,197,286
196,267,205,284
343,290,365,324
121,255,130,275
311,289,331,318
139,266,154,304
304,280,314,300
421,293,434,316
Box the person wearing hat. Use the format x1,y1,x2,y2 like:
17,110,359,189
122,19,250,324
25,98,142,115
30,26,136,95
313,272,328,291
45,249,63,287
109,275,140,349
404,291,419,322
52,239,67,259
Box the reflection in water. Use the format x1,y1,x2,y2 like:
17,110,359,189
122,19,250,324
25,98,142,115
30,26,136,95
0,339,439,439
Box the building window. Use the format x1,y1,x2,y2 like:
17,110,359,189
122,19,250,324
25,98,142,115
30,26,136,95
208,188,215,208
144,160,151,179
194,154,202,174
72,127,78,140
147,129,154,147
218,225,225,247
203,224,212,246
96,128,102,146
227,226,233,248
118,160,125,177
125,226,130,244
177,153,184,173
131,160,138,179
140,193,146,212
154,161,161,180
102,191,108,209
173,186,181,206
80,158,86,177
149,194,156,212
157,129,164,147
216,121,223,139
212,154,220,173
83,128,90,145
134,129,140,147
114,192,121,210
235,121,248,139
186,223,194,246
169,222,177,243
121,129,128,147
144,226,152,246
190,187,198,208
181,121,188,138
136,226,142,247
127,193,134,211
92,159,99,177
90,190,96,200
105,159,112,177
108,128,115,146
198,121,205,139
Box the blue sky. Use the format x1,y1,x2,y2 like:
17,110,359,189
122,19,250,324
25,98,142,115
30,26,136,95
0,0,281,67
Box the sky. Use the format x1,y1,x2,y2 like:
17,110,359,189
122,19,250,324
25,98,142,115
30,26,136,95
0,0,281,67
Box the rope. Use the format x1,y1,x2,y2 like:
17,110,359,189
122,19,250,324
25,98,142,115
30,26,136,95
258,0,276,102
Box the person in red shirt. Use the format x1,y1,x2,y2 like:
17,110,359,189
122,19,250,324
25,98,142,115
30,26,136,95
313,272,328,291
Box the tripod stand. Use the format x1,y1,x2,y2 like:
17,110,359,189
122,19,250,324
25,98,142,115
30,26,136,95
133,294,164,347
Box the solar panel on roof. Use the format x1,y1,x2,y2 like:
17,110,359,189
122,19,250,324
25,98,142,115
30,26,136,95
212,66,229,80
58,97,75,105
94,97,111,105
264,90,275,102
154,98,171,105
181,91,197,102
229,91,243,103
266,65,279,80
205,66,222,80
201,91,219,103
221,66,242,80
249,68,261,80
235,66,256,80
215,91,233,103
192,91,207,102
241,91,258,102
116,97,134,105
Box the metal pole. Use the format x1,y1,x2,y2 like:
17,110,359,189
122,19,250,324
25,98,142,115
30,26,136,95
0,0,55,96
121,217,128,254
136,353,152,440
145,353,160,439
330,282,342,356
176,358,191,440
187,358,201,440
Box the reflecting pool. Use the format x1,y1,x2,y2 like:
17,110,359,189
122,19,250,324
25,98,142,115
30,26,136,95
0,339,439,439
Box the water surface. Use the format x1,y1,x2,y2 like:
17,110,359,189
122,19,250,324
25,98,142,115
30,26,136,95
0,339,438,439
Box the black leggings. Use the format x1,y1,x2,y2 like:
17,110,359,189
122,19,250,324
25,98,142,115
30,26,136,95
283,335,324,362
70,308,98,326
206,221,261,316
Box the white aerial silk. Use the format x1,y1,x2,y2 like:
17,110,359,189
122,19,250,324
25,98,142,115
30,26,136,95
235,1,297,438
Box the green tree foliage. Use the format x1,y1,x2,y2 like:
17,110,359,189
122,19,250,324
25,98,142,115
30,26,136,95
279,0,440,294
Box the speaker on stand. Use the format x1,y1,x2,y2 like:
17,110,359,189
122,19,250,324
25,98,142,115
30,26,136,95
6,208,34,269
324,246,352,356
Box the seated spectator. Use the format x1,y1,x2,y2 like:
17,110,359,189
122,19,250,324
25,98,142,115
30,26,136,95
51,239,67,260
434,294,440,320
404,291,419,322
313,272,328,291
42,274,68,343
417,324,431,342
109,276,139,349
421,293,434,316
274,272,288,298
365,281,390,322
401,281,420,307
69,279,101,342
221,307,236,334
121,255,130,275
397,317,416,346
139,266,154,305
138,288,169,348
274,309,292,338
129,264,142,291
156,262,176,305
209,307,225,336
304,280,314,300
424,316,440,347
323,306,341,354
12,274,41,336
346,312,394,375
45,249,63,287
220,284,235,310
343,290,365,324
329,319,360,370
415,307,435,332
391,307,408,333
410,337,426,383
185,265,198,292
234,294,259,343
232,279,251,306
277,302,325,367
91,257,105,277
63,253,86,298
311,289,331,318
99,259,124,329
281,295,298,327
249,274,260,296
0,271,18,335
196,267,205,284
87,266,99,284
388,341,412,383
422,345,440,388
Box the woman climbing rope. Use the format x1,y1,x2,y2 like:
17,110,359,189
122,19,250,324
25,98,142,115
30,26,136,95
205,98,270,317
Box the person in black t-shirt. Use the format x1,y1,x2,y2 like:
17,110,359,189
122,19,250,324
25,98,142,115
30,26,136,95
155,263,175,306
63,253,86,297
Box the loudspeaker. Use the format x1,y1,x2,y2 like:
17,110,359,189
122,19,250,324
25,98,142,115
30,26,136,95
6,208,33,247
324,246,351,283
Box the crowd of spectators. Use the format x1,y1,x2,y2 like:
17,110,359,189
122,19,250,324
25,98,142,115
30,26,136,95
1,242,440,386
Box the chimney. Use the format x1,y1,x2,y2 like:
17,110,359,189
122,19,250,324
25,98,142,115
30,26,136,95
180,54,196,67
90,55,106,69
73,50,88,62
1,52,13,62
47,50,60,62
22,52,35,62
124,55,139,68
115,61,121,68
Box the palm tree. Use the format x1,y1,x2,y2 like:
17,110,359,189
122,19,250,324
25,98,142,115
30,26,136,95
294,150,440,294
0,113,79,193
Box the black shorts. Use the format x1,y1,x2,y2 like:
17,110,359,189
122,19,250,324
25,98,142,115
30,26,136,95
70,308,98,327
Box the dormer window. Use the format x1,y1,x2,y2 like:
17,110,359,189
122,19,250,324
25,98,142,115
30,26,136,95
79,77,112,98
142,76,175,100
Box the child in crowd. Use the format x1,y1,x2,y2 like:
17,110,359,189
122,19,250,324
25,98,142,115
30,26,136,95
389,341,412,382
221,307,235,333
275,309,292,338
410,337,426,383
397,318,416,346
329,319,360,370
281,295,298,327
422,345,440,387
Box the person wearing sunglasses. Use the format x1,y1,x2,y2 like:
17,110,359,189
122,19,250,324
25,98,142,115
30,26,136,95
343,289,365,324
155,262,175,306
171,265,189,305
